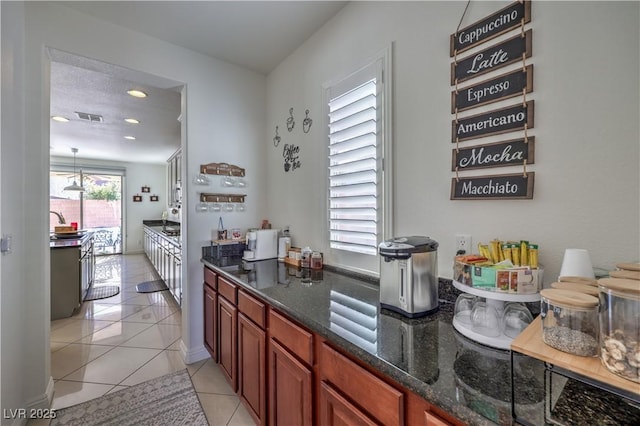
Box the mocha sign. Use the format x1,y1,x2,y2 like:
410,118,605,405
452,65,533,113
452,100,534,142
450,0,531,56
451,172,534,200
451,30,532,85
452,137,535,171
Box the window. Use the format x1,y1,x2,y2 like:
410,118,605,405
325,49,392,258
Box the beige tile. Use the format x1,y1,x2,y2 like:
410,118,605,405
197,393,241,426
88,304,147,322
191,359,236,395
51,380,116,410
158,310,182,325
77,321,152,346
51,343,114,379
119,350,188,386
228,402,257,426
105,385,128,394
50,319,115,343
63,346,161,384
70,300,111,320
50,317,78,331
50,341,69,353
185,358,208,376
121,304,177,324
118,293,157,306
119,323,181,349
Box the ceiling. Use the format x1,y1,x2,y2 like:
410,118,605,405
50,1,347,164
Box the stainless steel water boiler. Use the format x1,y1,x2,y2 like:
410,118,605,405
379,236,439,318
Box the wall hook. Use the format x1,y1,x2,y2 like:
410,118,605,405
286,107,295,132
303,109,313,133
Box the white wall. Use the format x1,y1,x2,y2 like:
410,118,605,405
265,1,640,281
1,1,266,414
50,156,167,254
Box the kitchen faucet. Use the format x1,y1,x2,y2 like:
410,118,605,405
49,211,66,224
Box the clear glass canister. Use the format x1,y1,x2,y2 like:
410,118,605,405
598,278,640,383
539,289,599,357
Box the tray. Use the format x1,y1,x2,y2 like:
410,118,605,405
511,317,640,397
53,230,85,239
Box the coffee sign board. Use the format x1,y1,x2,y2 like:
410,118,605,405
452,137,535,171
452,65,533,113
451,172,534,200
451,30,532,85
450,0,531,56
452,100,534,142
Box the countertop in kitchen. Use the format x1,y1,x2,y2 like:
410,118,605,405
143,221,181,246
49,231,93,249
201,255,549,425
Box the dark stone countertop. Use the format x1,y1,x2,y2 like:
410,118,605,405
49,231,94,249
201,255,551,425
143,221,181,246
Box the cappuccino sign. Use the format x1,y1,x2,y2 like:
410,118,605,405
451,172,535,200
452,137,535,171
452,101,534,142
451,30,532,85
450,0,531,56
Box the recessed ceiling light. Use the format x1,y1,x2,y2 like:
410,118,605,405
124,136,136,140
51,116,69,122
124,118,140,124
127,89,147,98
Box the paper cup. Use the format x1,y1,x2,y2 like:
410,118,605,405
559,249,595,279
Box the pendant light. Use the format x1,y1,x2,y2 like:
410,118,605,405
63,147,84,192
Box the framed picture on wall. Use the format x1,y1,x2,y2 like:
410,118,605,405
133,195,142,202
141,186,150,193
150,195,159,202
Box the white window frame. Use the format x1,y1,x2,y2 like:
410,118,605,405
322,45,393,276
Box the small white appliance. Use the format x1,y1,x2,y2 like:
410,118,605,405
243,229,279,261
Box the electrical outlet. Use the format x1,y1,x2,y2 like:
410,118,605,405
455,234,472,254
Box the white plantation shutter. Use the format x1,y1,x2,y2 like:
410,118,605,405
328,71,381,256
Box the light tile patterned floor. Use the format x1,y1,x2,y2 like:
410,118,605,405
30,253,252,425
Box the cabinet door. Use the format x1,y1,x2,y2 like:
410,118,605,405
204,284,217,361
218,296,238,391
238,313,266,425
320,381,377,426
269,339,313,426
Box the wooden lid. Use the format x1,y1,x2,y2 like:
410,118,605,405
540,288,599,308
615,262,640,271
609,270,640,281
551,281,599,297
558,276,598,286
598,278,640,295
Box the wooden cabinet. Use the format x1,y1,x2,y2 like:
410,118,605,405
204,268,217,361
238,290,267,425
218,295,238,391
320,381,378,426
268,310,314,426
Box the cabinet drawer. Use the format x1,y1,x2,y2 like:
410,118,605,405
239,290,266,329
269,310,313,366
218,276,238,304
320,343,404,426
204,267,217,290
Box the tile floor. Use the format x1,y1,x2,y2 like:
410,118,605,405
32,253,253,425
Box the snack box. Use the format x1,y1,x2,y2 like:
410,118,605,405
453,260,543,294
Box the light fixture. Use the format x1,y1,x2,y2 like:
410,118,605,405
51,116,69,122
127,89,147,98
124,135,136,140
63,148,84,192
124,118,140,124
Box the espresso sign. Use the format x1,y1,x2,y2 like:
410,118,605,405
452,65,533,113
450,0,531,56
451,172,534,200
452,100,534,142
451,30,532,85
452,137,535,171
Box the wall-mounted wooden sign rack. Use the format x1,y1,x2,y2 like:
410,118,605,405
200,162,245,177
199,193,246,203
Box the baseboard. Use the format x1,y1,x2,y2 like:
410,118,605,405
7,377,55,425
180,340,210,364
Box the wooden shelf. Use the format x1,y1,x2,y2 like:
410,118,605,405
511,317,640,397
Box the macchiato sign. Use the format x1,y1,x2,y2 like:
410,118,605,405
450,0,531,56
451,173,535,200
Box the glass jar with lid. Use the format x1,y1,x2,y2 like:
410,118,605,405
539,289,599,357
598,278,640,383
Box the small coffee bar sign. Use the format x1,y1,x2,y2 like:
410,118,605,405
452,101,534,142
452,137,535,171
451,172,534,200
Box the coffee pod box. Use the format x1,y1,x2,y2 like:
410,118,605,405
453,260,542,294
